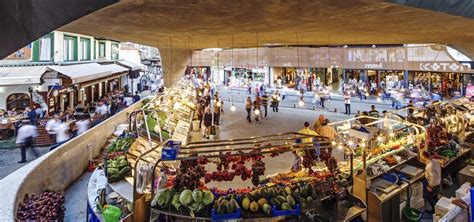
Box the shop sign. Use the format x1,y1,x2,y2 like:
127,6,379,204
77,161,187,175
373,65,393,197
419,62,467,72
364,63,383,69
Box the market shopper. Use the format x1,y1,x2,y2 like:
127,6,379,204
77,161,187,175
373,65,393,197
253,100,261,123
422,151,441,214
271,93,279,112
368,105,380,118
202,107,213,139
26,107,37,125
319,119,335,140
74,115,90,136
50,120,71,150
298,122,318,144
261,92,269,118
344,91,351,115
213,97,221,125
407,100,415,116
313,115,325,134
16,120,39,163
245,97,252,123
133,91,141,103
45,114,60,142
96,101,109,118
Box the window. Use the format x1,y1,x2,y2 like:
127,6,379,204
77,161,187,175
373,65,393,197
98,42,106,58
63,36,76,61
6,93,30,111
79,38,90,60
111,43,119,60
39,35,52,61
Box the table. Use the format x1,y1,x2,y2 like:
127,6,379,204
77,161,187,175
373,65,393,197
458,165,474,185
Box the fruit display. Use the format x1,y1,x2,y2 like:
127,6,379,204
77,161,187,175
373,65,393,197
173,159,206,190
17,191,65,221
107,155,131,183
427,122,448,149
153,188,215,217
107,136,135,152
213,194,240,215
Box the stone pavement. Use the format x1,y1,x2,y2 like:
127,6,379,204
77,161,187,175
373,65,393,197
0,147,50,179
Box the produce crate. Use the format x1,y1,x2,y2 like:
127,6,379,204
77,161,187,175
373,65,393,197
271,204,301,217
211,207,241,221
162,140,181,160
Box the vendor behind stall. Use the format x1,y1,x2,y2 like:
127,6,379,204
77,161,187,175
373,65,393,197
422,151,441,214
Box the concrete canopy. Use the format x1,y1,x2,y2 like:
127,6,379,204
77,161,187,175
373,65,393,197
58,0,474,84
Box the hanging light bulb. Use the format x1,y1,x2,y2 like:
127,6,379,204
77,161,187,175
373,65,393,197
254,109,260,115
216,101,221,107
298,100,305,107
361,142,366,148
337,144,343,150
331,141,336,146
230,104,236,112
348,140,354,146
377,97,382,102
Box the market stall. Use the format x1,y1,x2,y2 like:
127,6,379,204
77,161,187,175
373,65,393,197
329,116,427,221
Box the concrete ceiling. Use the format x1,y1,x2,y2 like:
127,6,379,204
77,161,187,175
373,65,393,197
59,0,474,58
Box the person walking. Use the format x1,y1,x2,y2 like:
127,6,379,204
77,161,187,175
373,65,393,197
344,91,351,115
196,102,204,129
45,114,60,143
74,115,90,136
50,120,71,150
133,91,141,103
319,86,326,108
422,151,441,214
253,100,261,123
27,107,37,125
202,107,213,139
271,93,279,112
213,96,221,125
16,120,39,163
261,92,269,118
245,97,252,123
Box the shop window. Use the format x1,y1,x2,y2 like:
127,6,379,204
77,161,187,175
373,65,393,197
6,93,30,111
111,43,119,60
63,36,77,61
79,38,91,60
39,35,53,61
98,42,106,58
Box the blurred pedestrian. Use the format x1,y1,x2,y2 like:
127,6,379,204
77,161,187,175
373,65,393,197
202,107,213,139
245,97,252,123
261,92,269,118
74,115,90,136
271,93,279,112
368,105,380,118
45,114,60,142
213,96,221,125
313,115,325,134
253,100,261,123
50,119,70,150
133,91,141,103
16,120,39,163
344,91,351,115
26,107,37,125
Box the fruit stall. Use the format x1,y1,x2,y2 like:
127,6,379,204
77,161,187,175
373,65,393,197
86,78,199,222
329,116,428,221
148,132,365,221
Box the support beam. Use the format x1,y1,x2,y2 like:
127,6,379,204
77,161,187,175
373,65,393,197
160,47,192,87
0,0,117,59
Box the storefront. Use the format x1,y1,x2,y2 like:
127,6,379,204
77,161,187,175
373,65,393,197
409,71,463,97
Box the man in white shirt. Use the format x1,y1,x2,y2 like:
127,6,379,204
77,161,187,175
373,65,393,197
422,151,441,214
45,114,60,142
16,121,39,163
344,91,351,115
54,121,70,146
95,102,109,116
75,116,90,136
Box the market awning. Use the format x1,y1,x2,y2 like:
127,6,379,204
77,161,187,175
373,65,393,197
100,64,129,74
48,63,114,84
116,60,145,71
0,66,48,86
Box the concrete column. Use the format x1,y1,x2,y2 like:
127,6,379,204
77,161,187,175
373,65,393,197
160,47,192,87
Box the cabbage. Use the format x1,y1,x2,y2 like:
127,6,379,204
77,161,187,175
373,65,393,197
192,190,203,203
179,189,193,205
202,190,214,205
171,193,181,210
156,189,169,206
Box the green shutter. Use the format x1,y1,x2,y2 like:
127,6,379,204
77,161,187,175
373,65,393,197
50,33,54,61
73,36,78,61
32,40,39,62
94,41,97,59
87,39,91,60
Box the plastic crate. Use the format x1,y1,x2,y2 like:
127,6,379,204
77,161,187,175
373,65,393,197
161,140,181,160
211,207,241,221
271,204,301,217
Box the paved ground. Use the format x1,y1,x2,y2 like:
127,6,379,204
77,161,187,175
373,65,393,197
0,147,50,179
